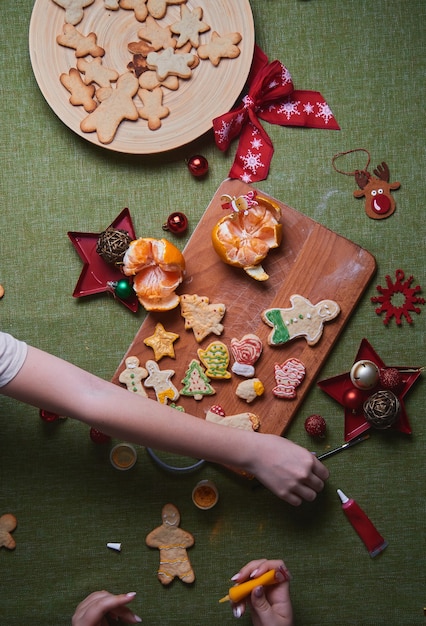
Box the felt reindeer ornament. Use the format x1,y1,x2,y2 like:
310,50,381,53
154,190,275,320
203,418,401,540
332,149,400,219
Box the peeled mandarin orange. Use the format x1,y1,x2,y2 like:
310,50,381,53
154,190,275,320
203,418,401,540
211,195,282,281
122,237,185,311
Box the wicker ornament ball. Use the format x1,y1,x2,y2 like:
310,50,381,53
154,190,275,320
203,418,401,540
363,390,400,429
96,227,132,265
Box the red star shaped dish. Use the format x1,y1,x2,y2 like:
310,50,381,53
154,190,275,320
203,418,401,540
68,208,138,312
317,338,422,441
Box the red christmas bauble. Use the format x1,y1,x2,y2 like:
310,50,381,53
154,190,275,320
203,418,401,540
39,409,60,422
89,428,111,444
342,387,364,411
304,414,327,438
163,212,188,235
187,154,209,177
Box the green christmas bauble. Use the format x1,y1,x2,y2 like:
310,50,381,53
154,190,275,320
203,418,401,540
114,279,133,300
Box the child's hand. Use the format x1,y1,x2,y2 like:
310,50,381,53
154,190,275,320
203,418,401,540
230,559,293,626
72,591,141,626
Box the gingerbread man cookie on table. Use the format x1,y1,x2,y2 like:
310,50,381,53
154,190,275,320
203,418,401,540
146,503,195,585
262,294,340,346
119,356,148,397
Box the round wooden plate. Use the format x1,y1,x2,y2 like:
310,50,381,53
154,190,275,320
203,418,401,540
29,0,254,154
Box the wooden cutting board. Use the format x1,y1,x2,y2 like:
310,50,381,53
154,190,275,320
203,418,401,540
111,180,376,436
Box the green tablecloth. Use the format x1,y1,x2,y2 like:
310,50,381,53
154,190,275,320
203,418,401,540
1,1,425,624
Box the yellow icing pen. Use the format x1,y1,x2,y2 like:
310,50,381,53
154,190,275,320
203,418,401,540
219,569,277,604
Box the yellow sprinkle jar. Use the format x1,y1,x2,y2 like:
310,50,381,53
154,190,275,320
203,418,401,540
110,443,138,470
192,480,219,510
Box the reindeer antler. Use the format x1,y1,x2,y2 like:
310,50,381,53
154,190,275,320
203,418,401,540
355,169,370,189
373,161,390,182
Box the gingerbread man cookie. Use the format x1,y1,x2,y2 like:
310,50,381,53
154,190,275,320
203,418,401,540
0,513,17,550
119,356,148,397
146,503,195,585
52,0,95,26
80,71,139,144
144,360,179,404
262,294,340,347
56,23,105,58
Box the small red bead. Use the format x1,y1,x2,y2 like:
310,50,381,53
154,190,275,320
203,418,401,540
163,212,188,235
187,154,209,177
89,428,111,444
39,409,60,422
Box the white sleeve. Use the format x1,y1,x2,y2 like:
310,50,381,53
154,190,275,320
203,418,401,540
0,332,28,387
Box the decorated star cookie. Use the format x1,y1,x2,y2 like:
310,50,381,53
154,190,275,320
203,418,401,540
147,47,195,80
170,5,210,48
144,360,179,404
262,294,340,346
144,323,179,361
180,294,226,343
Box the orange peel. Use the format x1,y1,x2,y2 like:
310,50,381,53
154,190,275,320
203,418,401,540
211,194,282,281
122,237,185,311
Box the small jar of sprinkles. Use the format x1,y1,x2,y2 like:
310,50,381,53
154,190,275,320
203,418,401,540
110,443,138,470
192,480,219,510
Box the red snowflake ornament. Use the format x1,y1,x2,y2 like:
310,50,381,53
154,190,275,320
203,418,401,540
371,269,424,325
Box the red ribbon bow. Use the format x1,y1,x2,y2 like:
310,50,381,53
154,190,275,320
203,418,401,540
213,46,340,183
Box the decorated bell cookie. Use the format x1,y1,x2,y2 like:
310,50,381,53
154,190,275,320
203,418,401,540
211,191,282,281
262,294,340,346
272,358,306,399
197,341,231,379
230,334,263,377
144,360,179,404
236,378,265,403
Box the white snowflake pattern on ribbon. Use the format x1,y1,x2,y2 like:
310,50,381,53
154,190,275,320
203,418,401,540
240,149,265,175
215,120,232,146
277,98,301,120
316,102,334,124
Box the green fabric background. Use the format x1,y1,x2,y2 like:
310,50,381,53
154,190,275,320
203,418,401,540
1,1,425,624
